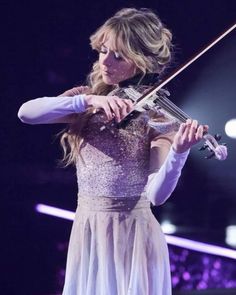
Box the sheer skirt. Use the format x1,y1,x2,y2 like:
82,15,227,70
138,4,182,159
62,195,171,295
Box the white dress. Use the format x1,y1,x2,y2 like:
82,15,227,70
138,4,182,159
62,111,173,295
18,85,189,295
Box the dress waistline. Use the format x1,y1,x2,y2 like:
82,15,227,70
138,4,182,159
77,195,150,212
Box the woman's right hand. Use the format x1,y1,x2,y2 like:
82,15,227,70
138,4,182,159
84,95,134,123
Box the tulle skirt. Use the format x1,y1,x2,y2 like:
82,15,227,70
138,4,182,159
62,195,171,295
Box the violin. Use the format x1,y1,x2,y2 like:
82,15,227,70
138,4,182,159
117,86,227,160
117,24,236,161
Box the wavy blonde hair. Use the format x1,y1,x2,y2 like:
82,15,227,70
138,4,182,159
60,8,173,165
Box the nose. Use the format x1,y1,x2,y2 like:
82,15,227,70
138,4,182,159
102,52,113,67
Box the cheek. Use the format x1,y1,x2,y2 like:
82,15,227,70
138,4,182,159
117,63,135,76
128,64,136,75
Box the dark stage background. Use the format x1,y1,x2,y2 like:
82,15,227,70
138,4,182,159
1,0,236,294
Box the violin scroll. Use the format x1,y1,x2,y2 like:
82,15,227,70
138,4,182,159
199,133,227,160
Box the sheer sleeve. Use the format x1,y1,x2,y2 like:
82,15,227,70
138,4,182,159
146,129,189,206
17,94,87,124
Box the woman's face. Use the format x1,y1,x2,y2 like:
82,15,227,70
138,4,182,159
99,35,137,85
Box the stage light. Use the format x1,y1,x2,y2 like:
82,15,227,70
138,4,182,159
35,204,75,220
226,225,236,247
161,220,177,234
225,119,236,139
166,235,236,260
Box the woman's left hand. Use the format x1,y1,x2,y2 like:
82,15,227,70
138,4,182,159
172,119,208,153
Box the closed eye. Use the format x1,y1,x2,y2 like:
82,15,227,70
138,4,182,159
99,45,108,54
99,45,123,61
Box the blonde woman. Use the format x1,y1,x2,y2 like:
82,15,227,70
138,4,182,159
18,8,206,295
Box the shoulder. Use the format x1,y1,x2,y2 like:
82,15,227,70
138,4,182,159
59,86,92,97
147,109,178,140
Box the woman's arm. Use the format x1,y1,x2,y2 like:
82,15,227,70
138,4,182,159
146,145,189,206
18,86,92,124
18,95,87,124
146,119,205,206
18,86,134,125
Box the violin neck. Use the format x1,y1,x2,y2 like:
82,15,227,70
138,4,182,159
154,95,190,123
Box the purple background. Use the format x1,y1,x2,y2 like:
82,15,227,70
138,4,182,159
1,0,236,294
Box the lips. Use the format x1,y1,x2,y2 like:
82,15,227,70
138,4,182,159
102,69,112,75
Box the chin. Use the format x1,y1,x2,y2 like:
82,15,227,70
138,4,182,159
102,76,117,85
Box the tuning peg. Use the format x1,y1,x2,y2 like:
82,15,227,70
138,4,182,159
214,134,222,141
205,152,215,160
199,143,208,151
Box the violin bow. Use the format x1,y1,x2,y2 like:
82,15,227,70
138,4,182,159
119,23,236,160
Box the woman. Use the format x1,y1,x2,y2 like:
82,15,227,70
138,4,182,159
18,8,206,295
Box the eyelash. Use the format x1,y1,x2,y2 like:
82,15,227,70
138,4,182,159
99,48,123,61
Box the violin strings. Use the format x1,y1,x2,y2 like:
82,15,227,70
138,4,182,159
157,102,186,122
161,96,190,121
155,95,190,122
155,99,183,121
159,97,188,120
155,98,187,122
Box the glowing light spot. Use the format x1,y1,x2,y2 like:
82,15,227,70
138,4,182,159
226,225,236,247
225,119,236,139
161,220,177,234
35,204,75,220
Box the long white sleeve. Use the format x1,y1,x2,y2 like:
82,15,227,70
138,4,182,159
18,95,87,124
146,147,190,206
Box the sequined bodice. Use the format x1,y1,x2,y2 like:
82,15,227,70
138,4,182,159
76,76,179,198
76,112,151,198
